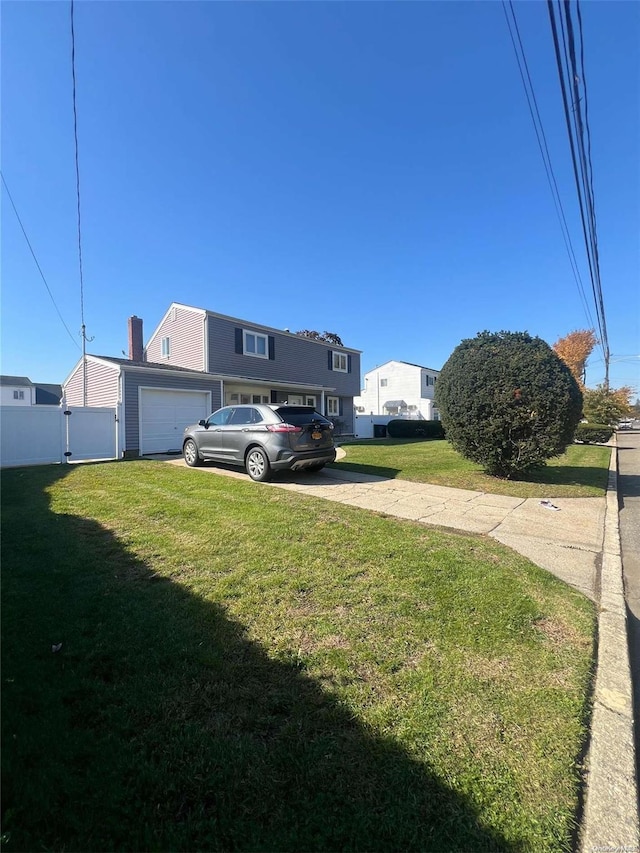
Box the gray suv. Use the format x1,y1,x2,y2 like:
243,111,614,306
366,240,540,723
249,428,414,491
182,404,336,482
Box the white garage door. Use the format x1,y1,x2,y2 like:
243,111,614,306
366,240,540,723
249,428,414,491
140,389,210,455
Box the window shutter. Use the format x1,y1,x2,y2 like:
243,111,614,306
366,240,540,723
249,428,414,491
268,336,275,360
328,350,333,371
347,354,352,373
270,390,278,404
338,398,343,416
235,328,243,354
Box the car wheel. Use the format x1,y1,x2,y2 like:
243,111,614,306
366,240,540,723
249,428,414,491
183,439,202,467
246,447,271,482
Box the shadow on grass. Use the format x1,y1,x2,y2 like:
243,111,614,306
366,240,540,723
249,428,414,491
1,464,515,852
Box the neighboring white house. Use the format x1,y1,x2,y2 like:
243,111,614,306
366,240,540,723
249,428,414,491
0,375,35,406
353,360,441,420
0,375,63,406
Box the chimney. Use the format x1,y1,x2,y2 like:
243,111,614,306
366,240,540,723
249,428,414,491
128,315,144,361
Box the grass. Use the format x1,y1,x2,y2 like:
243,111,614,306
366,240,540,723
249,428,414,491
332,439,611,498
1,461,596,851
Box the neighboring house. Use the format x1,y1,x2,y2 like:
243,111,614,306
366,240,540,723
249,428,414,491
353,360,441,420
0,375,34,406
63,304,361,457
0,376,61,406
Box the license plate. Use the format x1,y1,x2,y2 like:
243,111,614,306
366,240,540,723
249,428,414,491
311,430,322,440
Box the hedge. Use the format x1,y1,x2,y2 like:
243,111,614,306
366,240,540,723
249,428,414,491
574,423,614,444
386,420,445,439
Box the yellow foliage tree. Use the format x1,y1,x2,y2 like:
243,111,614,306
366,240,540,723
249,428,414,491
552,329,597,386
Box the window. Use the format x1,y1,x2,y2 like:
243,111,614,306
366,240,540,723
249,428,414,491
244,331,268,359
327,397,339,416
305,396,316,407
380,378,388,387
207,408,232,427
161,337,170,358
332,352,348,372
229,407,263,426
13,390,24,400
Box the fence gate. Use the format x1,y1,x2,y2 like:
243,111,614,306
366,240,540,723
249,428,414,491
65,407,117,462
0,406,117,468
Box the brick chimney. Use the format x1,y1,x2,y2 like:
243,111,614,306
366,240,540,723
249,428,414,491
128,315,144,361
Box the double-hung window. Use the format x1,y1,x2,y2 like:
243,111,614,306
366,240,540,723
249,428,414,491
244,331,268,359
161,337,170,358
327,397,339,416
332,352,348,372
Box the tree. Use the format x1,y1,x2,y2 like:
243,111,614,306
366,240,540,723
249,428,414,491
434,331,583,478
295,330,344,347
552,329,597,385
582,384,633,426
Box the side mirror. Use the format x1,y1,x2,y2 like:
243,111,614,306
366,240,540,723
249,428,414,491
198,419,207,428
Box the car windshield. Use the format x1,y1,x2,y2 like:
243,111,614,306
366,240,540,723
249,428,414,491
274,407,332,426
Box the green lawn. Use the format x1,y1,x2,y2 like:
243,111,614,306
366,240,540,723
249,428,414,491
333,439,611,498
2,461,595,851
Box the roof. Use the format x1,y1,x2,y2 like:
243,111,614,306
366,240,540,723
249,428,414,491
367,360,441,373
165,302,362,354
90,355,211,375
86,355,337,392
383,400,407,408
0,375,33,386
34,384,63,405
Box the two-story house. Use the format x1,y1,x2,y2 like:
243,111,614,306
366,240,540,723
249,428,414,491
354,360,441,420
63,303,361,457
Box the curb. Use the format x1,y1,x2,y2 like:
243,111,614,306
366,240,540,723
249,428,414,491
580,440,640,851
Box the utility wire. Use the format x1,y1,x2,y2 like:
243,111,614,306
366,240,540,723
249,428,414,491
501,0,596,333
1,171,81,349
70,0,93,404
547,0,610,381
70,0,86,337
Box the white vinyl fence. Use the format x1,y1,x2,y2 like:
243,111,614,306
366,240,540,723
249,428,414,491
0,406,118,468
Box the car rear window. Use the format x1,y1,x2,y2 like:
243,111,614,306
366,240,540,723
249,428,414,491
274,407,332,426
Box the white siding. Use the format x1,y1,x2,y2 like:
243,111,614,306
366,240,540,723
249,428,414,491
354,361,440,418
145,304,205,370
1,385,33,406
64,359,119,407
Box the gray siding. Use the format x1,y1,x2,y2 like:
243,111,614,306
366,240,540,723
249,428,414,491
64,359,119,407
123,370,222,452
145,305,205,370
206,315,361,395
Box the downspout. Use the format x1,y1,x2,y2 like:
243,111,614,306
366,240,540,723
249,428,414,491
203,314,209,372
118,371,125,459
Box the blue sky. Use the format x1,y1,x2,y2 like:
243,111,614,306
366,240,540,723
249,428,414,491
2,1,638,392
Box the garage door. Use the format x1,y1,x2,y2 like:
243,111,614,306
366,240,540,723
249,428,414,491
140,389,211,454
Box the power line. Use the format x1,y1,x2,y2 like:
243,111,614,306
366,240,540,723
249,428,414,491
547,0,610,382
501,0,597,334
70,0,93,404
70,0,85,332
1,171,81,350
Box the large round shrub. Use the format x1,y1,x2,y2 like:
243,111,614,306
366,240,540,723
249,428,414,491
434,331,583,478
